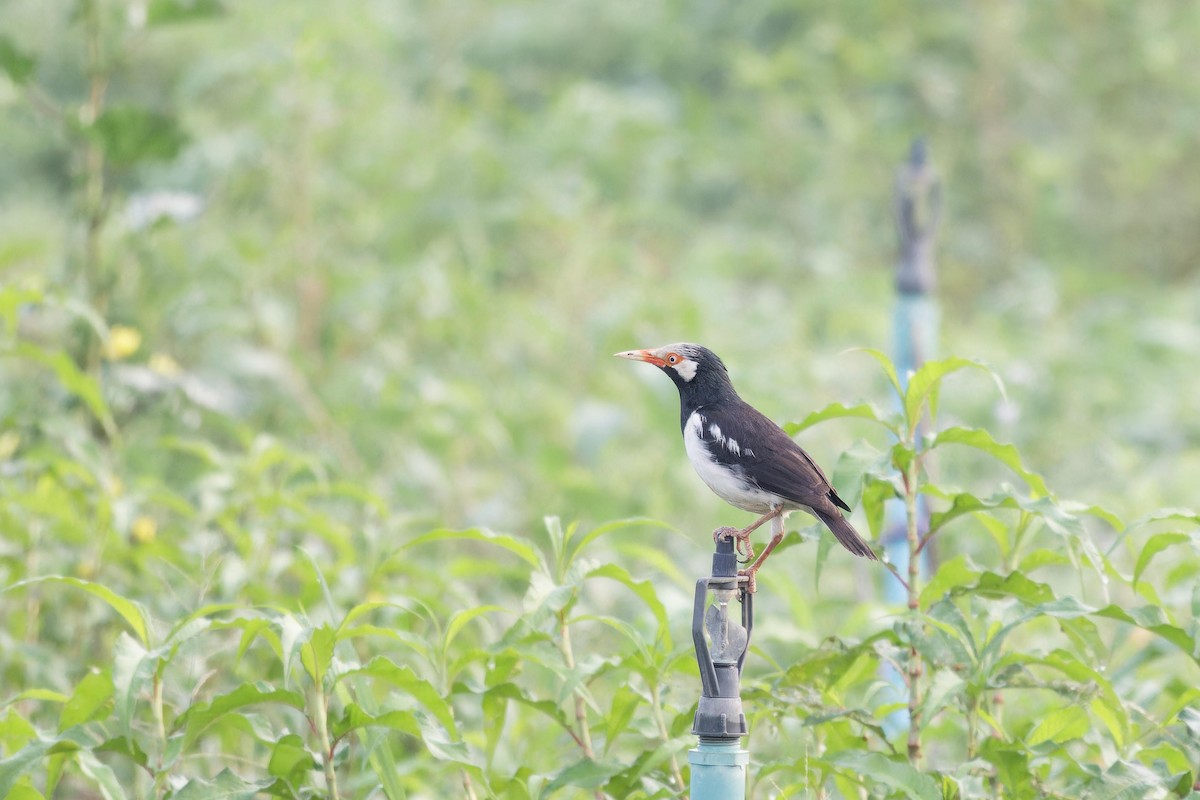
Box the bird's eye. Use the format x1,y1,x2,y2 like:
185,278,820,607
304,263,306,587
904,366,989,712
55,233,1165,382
666,353,680,365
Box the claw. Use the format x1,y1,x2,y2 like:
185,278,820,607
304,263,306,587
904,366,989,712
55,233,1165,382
712,526,739,543
739,568,758,594
737,537,754,562
714,525,755,562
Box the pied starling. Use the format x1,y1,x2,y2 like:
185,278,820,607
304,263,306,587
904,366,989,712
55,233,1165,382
616,343,877,589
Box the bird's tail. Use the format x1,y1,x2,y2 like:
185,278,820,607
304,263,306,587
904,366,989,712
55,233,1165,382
815,509,878,560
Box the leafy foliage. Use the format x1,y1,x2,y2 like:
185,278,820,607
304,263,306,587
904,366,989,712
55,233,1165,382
2,0,1199,797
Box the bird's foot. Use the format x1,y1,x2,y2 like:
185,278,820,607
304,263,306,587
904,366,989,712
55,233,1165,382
738,568,758,594
713,526,755,562
712,526,737,543
737,541,754,563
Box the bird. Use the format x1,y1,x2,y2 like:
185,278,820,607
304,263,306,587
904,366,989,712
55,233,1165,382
616,342,876,590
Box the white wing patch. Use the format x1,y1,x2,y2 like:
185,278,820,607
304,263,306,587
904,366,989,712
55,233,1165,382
684,411,773,512
708,422,750,457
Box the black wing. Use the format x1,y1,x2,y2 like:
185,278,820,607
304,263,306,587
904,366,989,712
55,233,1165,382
699,399,850,512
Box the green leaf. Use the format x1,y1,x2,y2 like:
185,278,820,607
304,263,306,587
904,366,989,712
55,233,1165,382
337,601,399,633
413,713,475,766
1026,704,1089,745
146,0,225,25
363,732,407,800
0,35,36,84
266,734,314,783
444,605,508,653
4,689,68,706
93,737,148,769
74,750,127,800
852,347,904,399
904,356,1004,432
174,683,306,750
920,668,965,719
603,735,695,796
923,600,978,665
1133,531,1195,587
1090,697,1126,750
1094,604,1198,661
602,685,642,752
979,738,1033,794
826,750,941,800
929,426,1048,496
277,614,308,687
891,439,918,474
585,562,669,643
1128,508,1200,529
112,633,157,737
336,657,457,736
331,703,419,739
1018,547,1072,572
544,758,624,792
927,490,1018,534
973,571,1056,605
226,616,277,665
299,624,336,685
919,554,980,608
90,106,188,166
481,682,574,732
1069,758,1177,800
5,345,117,438
169,769,273,800
59,670,114,731
334,624,432,659
784,401,895,436
0,709,38,752
0,740,54,798
566,517,674,568
0,286,42,334
831,440,893,509
5,783,45,800
405,527,541,569
1037,649,1127,746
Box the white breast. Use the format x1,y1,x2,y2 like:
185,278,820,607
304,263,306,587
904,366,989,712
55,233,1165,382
683,411,776,513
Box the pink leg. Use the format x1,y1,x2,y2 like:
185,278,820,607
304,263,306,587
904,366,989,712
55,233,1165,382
739,511,786,593
714,506,784,562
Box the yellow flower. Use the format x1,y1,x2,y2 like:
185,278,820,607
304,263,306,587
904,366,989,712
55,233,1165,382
131,516,157,544
103,325,142,360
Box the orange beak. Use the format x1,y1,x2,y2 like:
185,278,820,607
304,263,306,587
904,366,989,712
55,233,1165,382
614,348,666,367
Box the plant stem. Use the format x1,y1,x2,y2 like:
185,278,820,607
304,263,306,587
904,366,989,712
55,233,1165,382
558,610,604,800
152,669,168,798
904,457,923,765
312,681,342,800
649,681,684,791
81,0,110,372
966,695,979,761
559,611,594,758
462,771,479,800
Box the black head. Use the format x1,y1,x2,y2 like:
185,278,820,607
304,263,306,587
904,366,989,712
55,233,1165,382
615,342,738,417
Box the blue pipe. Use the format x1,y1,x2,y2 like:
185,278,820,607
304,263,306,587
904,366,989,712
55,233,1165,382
881,140,942,737
690,739,749,799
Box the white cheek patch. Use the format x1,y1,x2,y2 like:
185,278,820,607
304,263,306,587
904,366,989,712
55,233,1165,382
672,357,698,382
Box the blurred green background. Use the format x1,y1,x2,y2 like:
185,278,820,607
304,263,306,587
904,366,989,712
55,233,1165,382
2,0,1199,622
4,3,1195,542
5,1,1198,547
